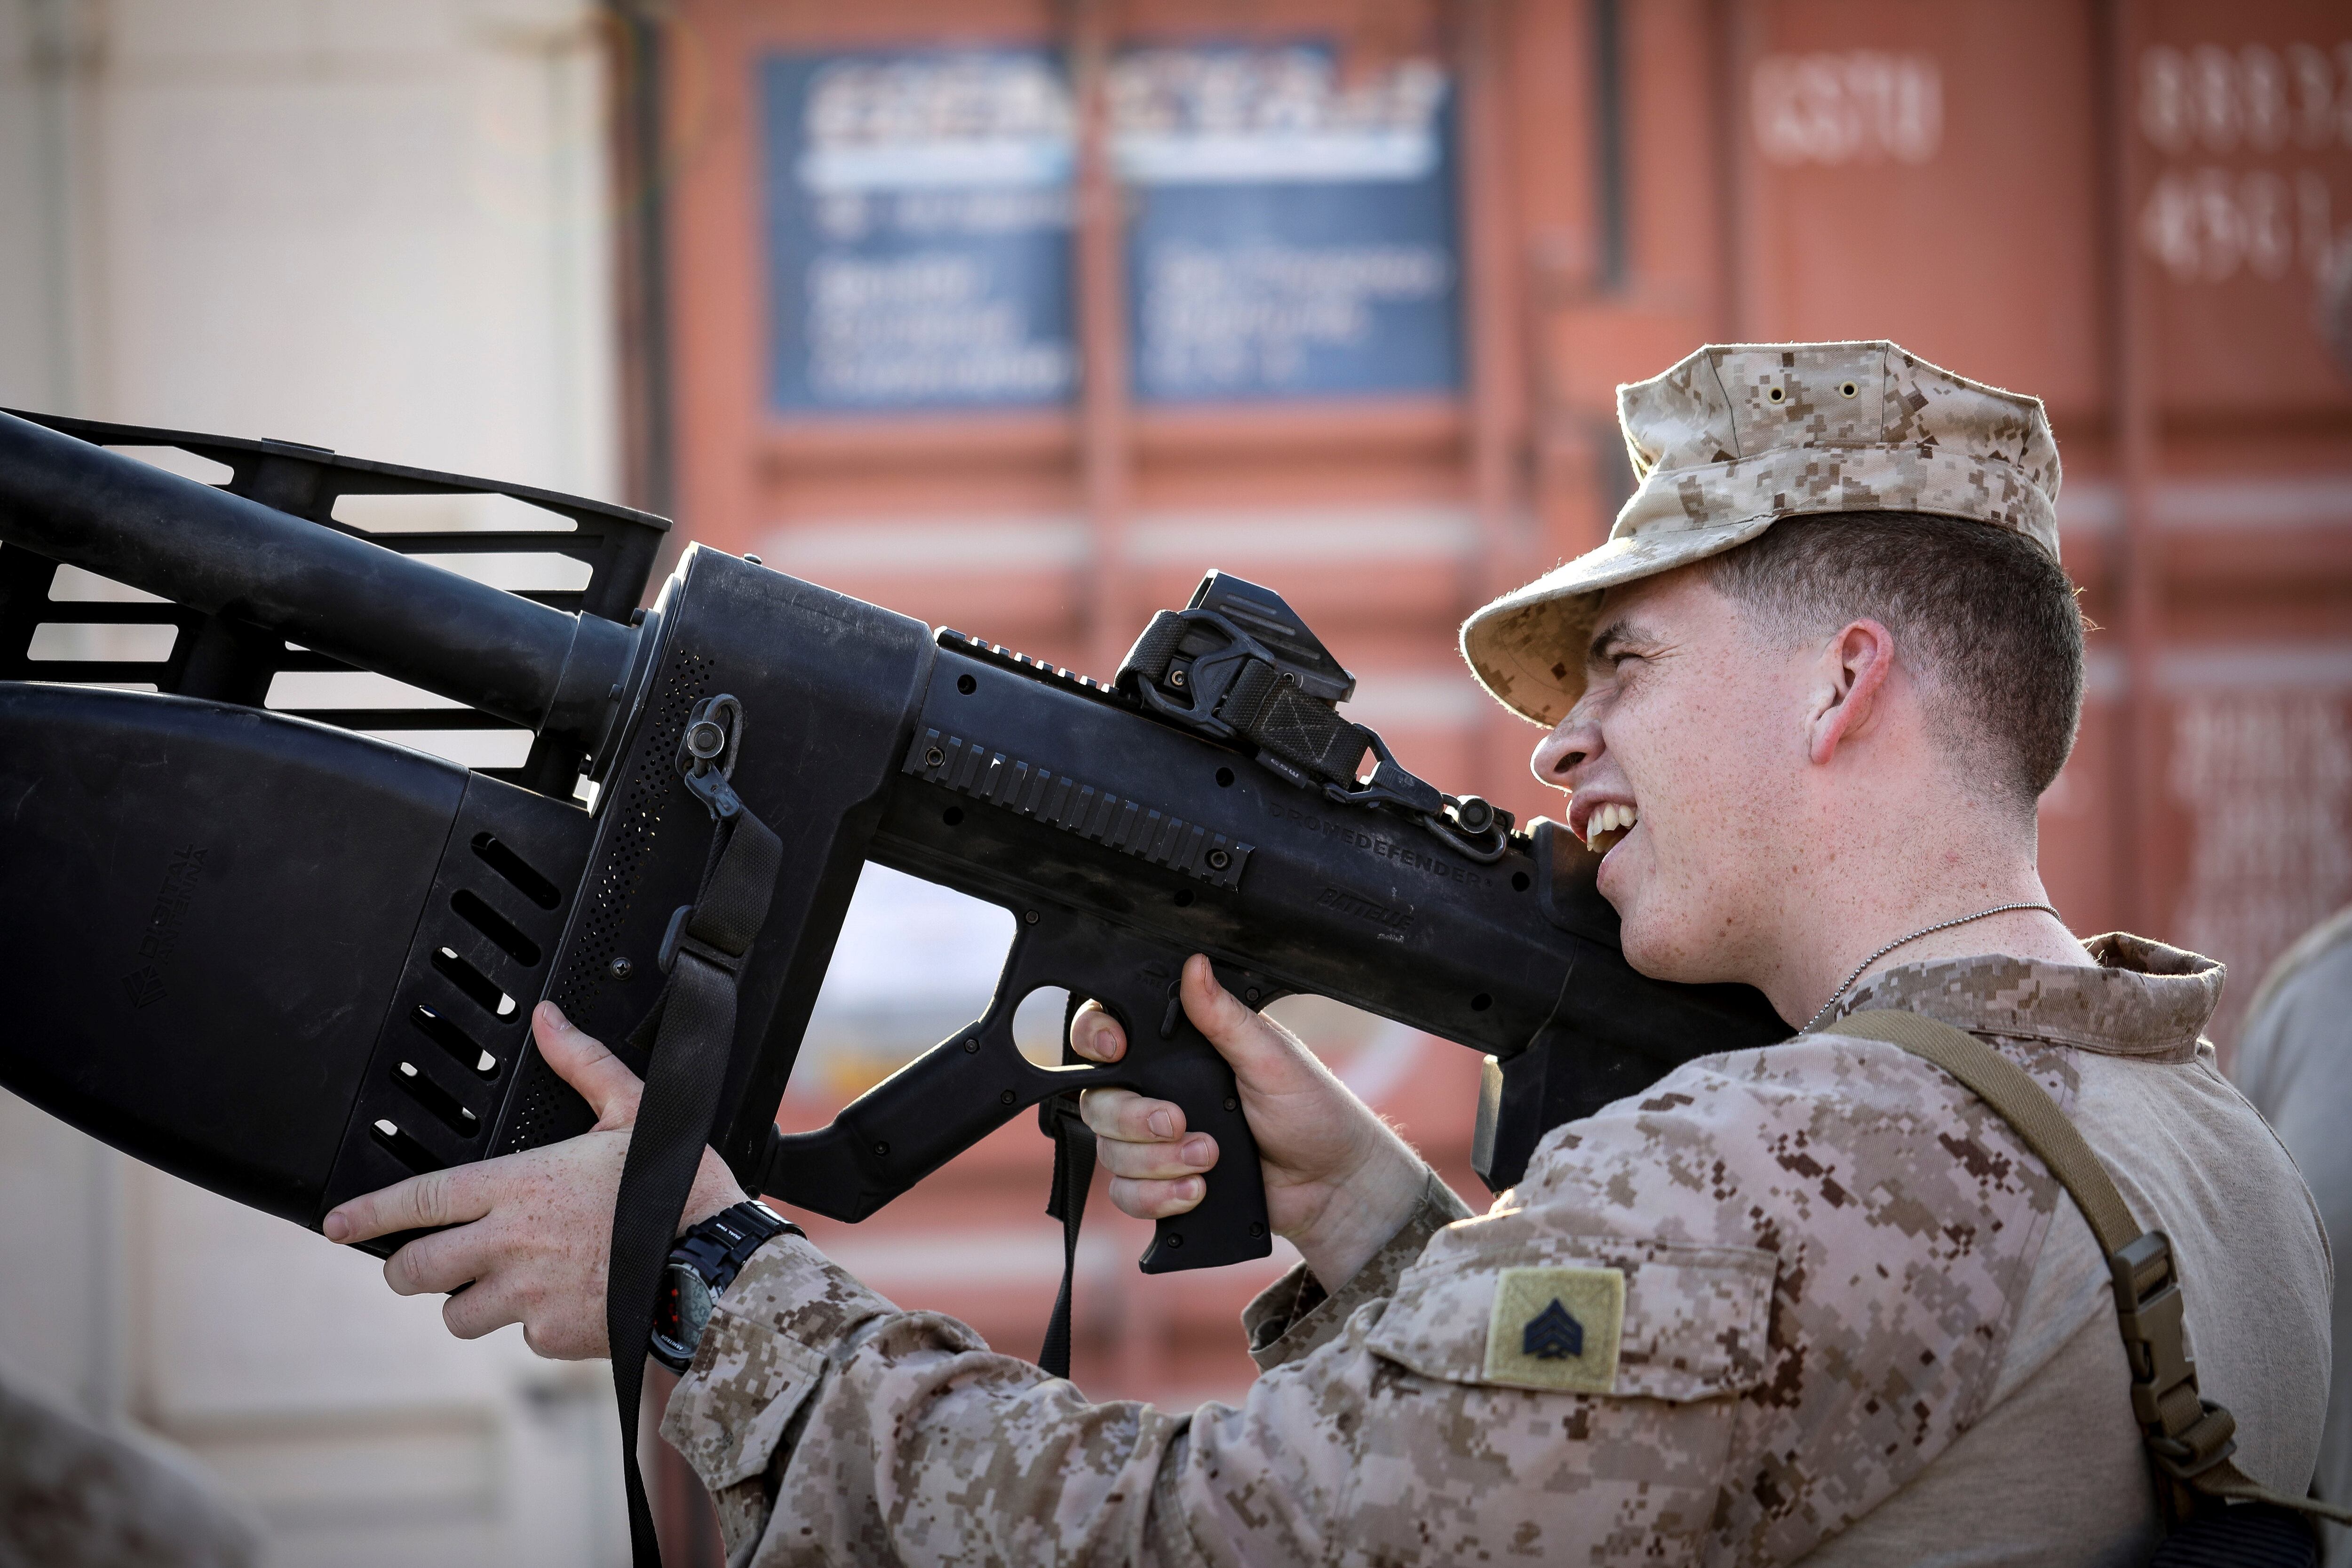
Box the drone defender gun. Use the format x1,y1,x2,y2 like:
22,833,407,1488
0,408,1787,1553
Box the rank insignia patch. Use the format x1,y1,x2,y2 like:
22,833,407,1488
1483,1266,1624,1392
1523,1298,1583,1359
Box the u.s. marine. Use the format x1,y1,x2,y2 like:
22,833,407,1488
330,341,2331,1565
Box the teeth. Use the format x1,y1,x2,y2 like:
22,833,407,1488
1582,802,1640,848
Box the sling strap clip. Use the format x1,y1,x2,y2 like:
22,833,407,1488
2108,1230,2236,1478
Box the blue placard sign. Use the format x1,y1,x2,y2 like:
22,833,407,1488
1116,46,1462,403
762,50,1077,413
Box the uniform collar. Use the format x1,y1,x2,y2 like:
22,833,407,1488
1829,933,2223,1061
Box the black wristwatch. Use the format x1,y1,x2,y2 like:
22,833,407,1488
650,1199,800,1372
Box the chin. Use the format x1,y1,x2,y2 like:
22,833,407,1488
1617,921,1691,982
1612,897,1721,986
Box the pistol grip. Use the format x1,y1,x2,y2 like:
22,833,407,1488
1127,1011,1271,1274
765,915,1277,1272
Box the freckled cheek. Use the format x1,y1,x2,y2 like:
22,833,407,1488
1612,696,1733,857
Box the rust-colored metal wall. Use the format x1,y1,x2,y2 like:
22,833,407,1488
636,3,2352,1519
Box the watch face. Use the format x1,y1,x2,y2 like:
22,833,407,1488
652,1262,715,1365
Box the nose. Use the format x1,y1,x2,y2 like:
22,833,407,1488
1530,705,1599,790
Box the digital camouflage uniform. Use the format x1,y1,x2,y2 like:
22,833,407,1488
662,342,2329,1562
664,939,2328,1566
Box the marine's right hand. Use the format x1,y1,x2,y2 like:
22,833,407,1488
1070,954,1429,1288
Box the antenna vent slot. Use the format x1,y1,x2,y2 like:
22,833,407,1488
411,1003,499,1079
370,1119,445,1175
470,831,561,909
451,888,541,967
393,1061,482,1140
432,947,516,1017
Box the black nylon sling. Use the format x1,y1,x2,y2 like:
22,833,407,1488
606,699,783,1568
1037,1092,1095,1382
1036,992,1096,1382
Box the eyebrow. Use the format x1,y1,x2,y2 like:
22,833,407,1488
1586,617,1643,668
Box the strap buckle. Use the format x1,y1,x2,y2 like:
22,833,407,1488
658,901,746,978
2109,1230,2231,1467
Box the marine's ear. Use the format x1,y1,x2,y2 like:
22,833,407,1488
1805,618,1897,767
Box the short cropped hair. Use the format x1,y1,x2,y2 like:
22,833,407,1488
1705,512,2084,803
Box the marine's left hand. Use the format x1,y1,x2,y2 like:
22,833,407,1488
323,1002,747,1360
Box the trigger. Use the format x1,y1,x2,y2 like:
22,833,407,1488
1159,979,1183,1040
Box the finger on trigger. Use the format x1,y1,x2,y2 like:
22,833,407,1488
1080,1086,1184,1144
1068,1000,1126,1063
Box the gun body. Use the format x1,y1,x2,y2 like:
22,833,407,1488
0,412,1786,1276
763,629,1574,1265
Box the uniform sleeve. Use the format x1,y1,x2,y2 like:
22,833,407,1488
1240,1171,1476,1371
662,1206,1776,1567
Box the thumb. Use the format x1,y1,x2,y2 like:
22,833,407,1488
533,1002,644,1130
1178,954,1324,1094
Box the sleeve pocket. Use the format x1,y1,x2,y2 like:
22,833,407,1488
1364,1233,1777,1400
660,1306,829,1489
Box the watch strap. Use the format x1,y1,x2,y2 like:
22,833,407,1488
673,1198,799,1295
650,1200,800,1372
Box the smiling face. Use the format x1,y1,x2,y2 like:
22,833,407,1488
1528,566,1815,986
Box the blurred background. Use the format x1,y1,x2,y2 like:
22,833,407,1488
0,0,2347,1562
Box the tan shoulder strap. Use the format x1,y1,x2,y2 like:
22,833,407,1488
1836,1009,2352,1529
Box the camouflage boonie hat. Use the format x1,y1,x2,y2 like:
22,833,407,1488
1460,340,2063,726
